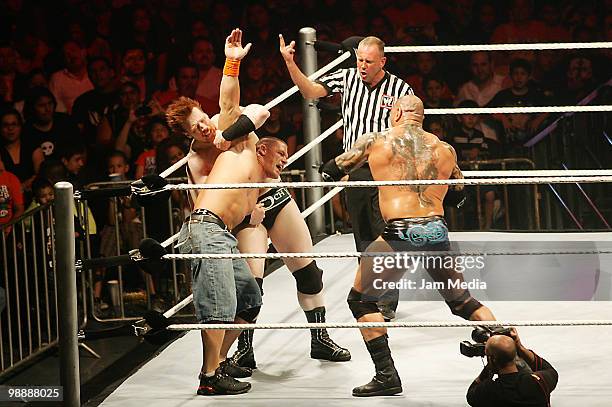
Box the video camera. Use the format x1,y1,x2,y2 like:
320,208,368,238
460,326,512,358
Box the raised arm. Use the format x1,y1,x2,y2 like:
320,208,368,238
279,34,328,99
219,28,251,130
319,131,381,181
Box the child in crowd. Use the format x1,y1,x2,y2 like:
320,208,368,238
134,117,170,179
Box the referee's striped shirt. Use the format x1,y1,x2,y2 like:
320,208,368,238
317,68,413,151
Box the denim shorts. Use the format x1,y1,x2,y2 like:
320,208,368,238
176,220,262,323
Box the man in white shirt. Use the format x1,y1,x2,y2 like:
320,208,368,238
455,51,505,107
49,40,93,114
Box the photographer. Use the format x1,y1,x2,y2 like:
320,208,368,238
467,328,558,406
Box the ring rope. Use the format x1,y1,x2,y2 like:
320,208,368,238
385,41,612,53
426,105,612,115
157,175,612,192
286,120,343,167
166,319,612,331
162,249,612,261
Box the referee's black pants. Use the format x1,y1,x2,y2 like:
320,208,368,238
346,165,399,314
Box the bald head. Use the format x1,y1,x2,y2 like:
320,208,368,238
485,335,517,368
391,94,425,126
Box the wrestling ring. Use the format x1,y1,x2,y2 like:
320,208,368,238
50,35,612,406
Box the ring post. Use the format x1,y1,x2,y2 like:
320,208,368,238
299,27,325,236
54,182,81,406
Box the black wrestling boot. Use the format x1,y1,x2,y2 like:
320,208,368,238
219,358,252,378
197,368,251,395
352,335,402,397
305,307,351,362
231,329,257,369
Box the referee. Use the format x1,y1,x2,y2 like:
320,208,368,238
280,34,413,318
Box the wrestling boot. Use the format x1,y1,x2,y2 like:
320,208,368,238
197,368,251,395
352,335,402,397
219,358,252,378
305,307,351,362
230,329,257,369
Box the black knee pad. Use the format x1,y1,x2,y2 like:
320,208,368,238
347,288,380,319
237,306,260,323
446,292,482,320
292,261,323,295
255,277,264,296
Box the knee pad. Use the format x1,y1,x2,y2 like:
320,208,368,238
237,306,260,323
292,261,323,295
446,292,482,320
347,288,379,319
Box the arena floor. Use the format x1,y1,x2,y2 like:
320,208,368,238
99,232,612,406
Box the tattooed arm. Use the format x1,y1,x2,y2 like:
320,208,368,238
440,141,464,191
440,141,467,208
319,131,382,181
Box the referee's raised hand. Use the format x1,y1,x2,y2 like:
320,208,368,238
279,34,296,65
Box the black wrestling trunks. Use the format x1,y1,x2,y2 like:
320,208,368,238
233,187,292,232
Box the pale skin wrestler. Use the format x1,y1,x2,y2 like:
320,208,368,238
167,28,271,395
231,137,350,368
320,94,495,397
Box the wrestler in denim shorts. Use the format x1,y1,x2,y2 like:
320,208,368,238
176,214,262,323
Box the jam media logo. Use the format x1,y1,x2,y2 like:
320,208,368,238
380,94,396,109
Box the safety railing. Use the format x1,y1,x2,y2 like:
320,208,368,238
0,204,57,377
456,158,539,230
79,178,190,323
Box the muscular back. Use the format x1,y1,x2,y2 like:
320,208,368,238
367,124,455,220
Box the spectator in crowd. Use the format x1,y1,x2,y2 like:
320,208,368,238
59,142,88,190
382,0,439,42
424,116,448,141
368,15,395,45
99,150,147,309
89,9,114,62
48,40,93,114
27,177,54,209
98,81,154,165
466,2,498,44
73,57,119,144
127,6,169,86
154,61,206,111
241,55,277,105
0,108,44,192
488,58,548,146
12,69,49,115
491,0,548,44
22,86,80,160
452,100,500,162
539,1,571,42
405,52,438,99
170,38,222,116
120,44,158,103
558,54,597,104
452,100,502,230
456,51,505,107
0,43,19,105
0,156,24,234
423,74,453,108
72,57,119,174
134,117,171,179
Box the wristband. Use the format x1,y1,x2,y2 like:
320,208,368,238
319,159,345,182
221,114,256,141
223,58,240,77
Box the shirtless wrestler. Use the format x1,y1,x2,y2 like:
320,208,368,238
230,137,350,369
167,29,271,396
320,94,496,397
